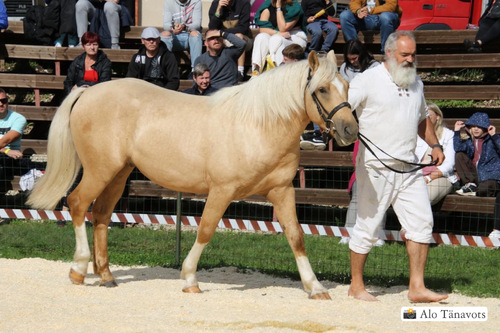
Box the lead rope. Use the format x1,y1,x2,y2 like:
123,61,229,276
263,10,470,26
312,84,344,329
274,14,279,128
357,132,437,174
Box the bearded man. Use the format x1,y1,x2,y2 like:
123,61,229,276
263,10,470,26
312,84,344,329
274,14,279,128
347,31,449,303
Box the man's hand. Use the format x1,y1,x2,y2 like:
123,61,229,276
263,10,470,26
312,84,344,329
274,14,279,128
357,7,368,19
307,16,316,23
173,23,185,35
431,147,445,166
5,149,23,160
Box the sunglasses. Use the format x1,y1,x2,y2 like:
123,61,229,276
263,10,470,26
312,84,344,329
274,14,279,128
0,98,8,104
207,36,222,41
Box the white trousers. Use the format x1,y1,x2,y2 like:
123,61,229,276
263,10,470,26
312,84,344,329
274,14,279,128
251,30,307,70
349,162,434,254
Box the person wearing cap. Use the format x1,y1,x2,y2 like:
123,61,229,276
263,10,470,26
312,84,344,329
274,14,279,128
161,0,203,75
453,112,500,197
126,27,180,90
183,63,217,96
193,29,246,91
0,88,27,193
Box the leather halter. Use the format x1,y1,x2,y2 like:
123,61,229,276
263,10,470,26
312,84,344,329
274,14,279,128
306,68,351,135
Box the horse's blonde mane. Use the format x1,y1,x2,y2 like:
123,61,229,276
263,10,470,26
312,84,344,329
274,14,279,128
209,58,338,128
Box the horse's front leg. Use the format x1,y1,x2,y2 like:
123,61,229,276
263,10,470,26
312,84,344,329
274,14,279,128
267,185,331,300
181,189,233,293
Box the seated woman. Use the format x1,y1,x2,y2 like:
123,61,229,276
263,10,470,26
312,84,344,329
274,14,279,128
415,103,459,205
464,0,500,53
251,0,307,74
63,31,112,95
339,39,379,83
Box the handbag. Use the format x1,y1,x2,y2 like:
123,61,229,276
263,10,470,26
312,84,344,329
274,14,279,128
487,1,500,19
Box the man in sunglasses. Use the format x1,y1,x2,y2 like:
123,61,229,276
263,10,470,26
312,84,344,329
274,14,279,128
0,88,27,192
126,27,180,90
194,29,246,91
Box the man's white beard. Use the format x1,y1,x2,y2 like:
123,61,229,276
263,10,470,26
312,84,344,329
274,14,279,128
387,56,417,88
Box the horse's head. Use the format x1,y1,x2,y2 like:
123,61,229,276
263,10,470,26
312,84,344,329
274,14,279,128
304,51,358,146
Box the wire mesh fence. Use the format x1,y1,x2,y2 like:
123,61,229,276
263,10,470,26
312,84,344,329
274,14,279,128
0,154,498,293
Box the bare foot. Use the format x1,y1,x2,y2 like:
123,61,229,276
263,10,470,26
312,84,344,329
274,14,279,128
408,288,448,303
348,286,379,302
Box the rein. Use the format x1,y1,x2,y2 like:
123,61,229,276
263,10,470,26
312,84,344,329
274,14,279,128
306,68,351,135
357,132,437,174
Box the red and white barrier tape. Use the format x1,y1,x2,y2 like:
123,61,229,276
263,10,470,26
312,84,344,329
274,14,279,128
1,208,499,248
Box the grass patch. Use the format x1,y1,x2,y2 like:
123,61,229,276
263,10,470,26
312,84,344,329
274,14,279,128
0,219,498,298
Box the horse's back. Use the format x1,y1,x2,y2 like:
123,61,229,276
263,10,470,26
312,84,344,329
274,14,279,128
68,79,218,189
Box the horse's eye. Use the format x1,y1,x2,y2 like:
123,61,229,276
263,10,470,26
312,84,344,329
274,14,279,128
318,87,327,94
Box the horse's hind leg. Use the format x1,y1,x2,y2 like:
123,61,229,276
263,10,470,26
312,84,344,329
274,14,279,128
267,185,331,300
91,166,134,287
181,189,233,293
67,174,108,285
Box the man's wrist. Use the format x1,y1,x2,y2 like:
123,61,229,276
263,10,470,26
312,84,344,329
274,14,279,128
431,144,443,150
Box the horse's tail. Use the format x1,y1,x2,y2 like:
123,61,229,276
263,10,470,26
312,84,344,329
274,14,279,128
26,88,86,210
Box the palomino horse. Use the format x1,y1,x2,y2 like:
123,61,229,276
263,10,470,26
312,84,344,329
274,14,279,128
27,51,358,299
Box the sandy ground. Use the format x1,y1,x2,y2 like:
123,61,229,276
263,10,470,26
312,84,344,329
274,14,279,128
0,258,498,333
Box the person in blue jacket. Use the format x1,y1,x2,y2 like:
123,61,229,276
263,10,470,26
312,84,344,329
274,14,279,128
0,0,8,30
453,112,500,197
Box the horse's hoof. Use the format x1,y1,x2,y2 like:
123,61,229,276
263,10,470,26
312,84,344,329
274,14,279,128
69,268,85,285
99,280,118,288
182,286,202,293
309,292,332,300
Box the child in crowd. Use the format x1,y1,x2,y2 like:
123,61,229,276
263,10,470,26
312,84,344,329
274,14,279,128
453,112,500,196
281,43,305,64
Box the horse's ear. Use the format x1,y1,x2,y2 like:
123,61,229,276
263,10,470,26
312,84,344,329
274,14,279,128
326,50,337,68
308,50,319,76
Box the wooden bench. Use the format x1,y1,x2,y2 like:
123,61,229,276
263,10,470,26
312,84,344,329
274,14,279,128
3,73,500,108
8,141,496,215
2,20,483,46
127,150,496,215
4,43,500,69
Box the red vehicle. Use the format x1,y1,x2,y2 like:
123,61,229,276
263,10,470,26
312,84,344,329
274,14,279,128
250,0,490,30
396,0,489,30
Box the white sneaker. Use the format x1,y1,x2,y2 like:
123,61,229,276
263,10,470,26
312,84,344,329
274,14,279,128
338,237,350,245
374,238,385,247
489,230,500,238
55,42,62,47
111,43,120,50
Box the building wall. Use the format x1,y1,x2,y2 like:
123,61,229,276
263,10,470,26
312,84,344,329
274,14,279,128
139,0,213,28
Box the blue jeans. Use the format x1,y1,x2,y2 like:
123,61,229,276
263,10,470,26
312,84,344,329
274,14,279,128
339,10,400,52
307,19,339,52
161,31,202,69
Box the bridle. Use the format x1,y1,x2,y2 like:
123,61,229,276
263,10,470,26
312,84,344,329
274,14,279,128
306,68,351,135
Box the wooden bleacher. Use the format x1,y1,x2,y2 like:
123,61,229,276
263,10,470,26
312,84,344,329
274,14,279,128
1,21,498,218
